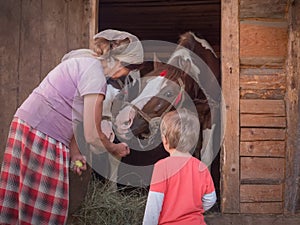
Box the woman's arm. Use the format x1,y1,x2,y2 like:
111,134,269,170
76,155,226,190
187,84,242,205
83,93,129,157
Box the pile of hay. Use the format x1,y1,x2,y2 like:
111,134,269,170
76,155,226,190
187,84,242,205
71,179,148,225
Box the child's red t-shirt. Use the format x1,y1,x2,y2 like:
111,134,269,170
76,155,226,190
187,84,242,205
150,156,215,225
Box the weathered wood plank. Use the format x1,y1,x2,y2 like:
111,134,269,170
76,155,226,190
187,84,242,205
67,0,90,50
0,0,21,161
240,141,285,157
240,0,288,19
240,68,285,76
240,57,286,67
240,70,286,99
240,73,286,90
240,202,283,214
240,68,286,100
240,21,288,66
240,114,286,128
240,184,283,202
241,157,285,181
240,21,288,57
41,0,68,77
19,0,42,103
240,99,286,115
220,0,240,213
240,89,285,99
241,128,286,141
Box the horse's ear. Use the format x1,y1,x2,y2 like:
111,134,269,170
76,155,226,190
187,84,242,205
183,58,192,74
177,57,192,74
169,55,192,74
153,53,162,70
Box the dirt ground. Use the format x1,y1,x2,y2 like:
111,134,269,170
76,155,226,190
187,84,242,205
205,213,300,225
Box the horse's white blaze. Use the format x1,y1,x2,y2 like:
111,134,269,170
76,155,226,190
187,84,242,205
114,76,165,134
131,76,165,107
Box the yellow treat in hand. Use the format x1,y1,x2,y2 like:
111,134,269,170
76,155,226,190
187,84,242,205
75,160,83,168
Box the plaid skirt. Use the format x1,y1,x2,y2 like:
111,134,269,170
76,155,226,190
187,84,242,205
0,118,70,225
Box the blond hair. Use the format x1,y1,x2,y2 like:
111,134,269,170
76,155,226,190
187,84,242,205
160,108,200,153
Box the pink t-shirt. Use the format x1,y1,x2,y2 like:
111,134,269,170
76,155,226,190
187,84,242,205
150,156,215,225
15,57,107,146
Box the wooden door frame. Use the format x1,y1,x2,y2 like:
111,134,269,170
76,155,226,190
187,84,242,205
89,0,99,48
91,0,239,213
220,0,240,213
285,0,300,214
92,0,240,213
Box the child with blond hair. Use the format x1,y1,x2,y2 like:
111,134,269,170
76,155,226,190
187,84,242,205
143,108,216,225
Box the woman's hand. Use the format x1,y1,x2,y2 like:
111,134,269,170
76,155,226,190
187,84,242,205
70,135,87,176
70,154,87,176
111,142,130,158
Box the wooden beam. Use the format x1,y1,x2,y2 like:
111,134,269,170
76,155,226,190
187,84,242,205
220,0,240,213
89,0,99,48
285,0,300,214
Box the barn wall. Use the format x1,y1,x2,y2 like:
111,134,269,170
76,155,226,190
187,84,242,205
0,0,94,162
222,0,294,214
239,0,289,214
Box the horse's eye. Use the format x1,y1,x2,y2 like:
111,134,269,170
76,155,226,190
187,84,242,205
164,91,173,98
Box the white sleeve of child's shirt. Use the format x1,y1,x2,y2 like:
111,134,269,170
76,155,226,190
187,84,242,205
142,191,164,225
202,191,217,211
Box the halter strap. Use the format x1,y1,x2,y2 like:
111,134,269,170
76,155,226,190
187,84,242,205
124,102,152,123
161,78,185,117
127,77,185,125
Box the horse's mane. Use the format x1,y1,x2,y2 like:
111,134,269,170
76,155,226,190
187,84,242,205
178,31,217,57
178,31,221,86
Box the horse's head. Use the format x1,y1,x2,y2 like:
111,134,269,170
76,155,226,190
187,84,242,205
112,32,220,148
112,61,204,142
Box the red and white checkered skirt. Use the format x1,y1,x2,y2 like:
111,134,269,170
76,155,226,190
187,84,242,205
0,117,70,225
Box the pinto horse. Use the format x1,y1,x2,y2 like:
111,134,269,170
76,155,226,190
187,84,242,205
112,32,221,189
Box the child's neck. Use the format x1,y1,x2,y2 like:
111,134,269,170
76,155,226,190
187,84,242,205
169,149,191,157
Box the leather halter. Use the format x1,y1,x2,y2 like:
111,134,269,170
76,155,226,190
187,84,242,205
124,77,186,139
